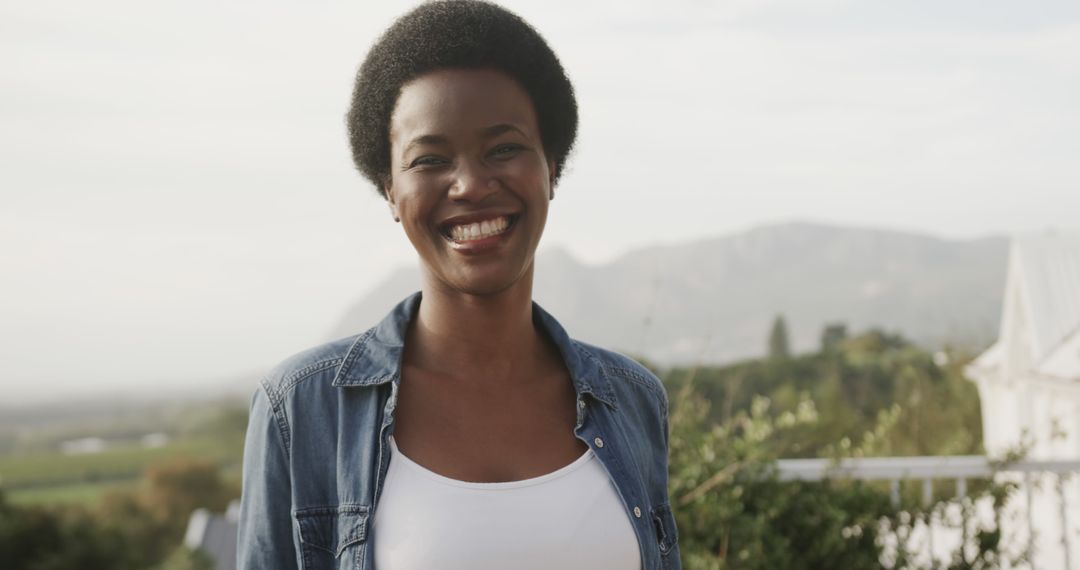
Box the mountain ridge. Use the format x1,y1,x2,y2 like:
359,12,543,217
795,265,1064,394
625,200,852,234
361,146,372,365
332,221,1008,364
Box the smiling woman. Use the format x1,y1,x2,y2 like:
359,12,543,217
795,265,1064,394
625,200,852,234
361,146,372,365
237,2,680,569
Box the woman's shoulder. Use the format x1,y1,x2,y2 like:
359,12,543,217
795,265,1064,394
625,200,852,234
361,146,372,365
570,339,668,409
534,301,668,409
258,331,369,399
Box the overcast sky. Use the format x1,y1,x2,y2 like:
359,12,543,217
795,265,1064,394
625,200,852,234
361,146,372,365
2,0,1078,405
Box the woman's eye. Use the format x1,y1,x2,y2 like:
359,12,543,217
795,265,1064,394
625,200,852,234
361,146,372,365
408,156,446,169
491,143,524,158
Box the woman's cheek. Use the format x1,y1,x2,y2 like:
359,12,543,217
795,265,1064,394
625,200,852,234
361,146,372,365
504,159,546,187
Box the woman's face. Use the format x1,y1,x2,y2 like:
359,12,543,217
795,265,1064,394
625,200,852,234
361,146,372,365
385,68,555,297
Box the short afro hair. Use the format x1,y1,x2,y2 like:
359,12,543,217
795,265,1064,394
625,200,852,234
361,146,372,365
346,0,578,197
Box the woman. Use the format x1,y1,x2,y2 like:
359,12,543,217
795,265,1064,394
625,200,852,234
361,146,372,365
238,2,679,569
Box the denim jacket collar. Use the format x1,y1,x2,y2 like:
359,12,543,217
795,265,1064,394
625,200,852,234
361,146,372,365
330,291,618,409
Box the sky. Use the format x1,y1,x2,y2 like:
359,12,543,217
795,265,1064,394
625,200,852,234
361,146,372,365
2,0,1078,405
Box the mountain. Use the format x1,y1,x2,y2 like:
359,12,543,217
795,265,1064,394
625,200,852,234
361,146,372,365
330,222,1008,364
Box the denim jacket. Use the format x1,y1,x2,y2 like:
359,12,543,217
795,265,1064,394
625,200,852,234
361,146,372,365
238,293,681,569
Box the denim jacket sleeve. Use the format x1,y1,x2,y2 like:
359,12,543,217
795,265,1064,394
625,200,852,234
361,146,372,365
659,384,681,568
237,384,299,569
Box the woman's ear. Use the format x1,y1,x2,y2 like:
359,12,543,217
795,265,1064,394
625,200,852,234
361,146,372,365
385,184,400,222
548,159,558,200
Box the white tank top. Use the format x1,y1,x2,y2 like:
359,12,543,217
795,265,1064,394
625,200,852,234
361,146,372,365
373,437,641,570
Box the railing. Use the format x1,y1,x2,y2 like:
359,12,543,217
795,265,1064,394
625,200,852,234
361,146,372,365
776,455,1080,569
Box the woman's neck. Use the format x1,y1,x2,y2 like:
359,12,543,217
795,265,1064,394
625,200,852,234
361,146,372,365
407,265,548,382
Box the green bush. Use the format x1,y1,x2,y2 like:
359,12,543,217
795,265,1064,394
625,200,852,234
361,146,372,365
0,456,235,570
668,383,1024,569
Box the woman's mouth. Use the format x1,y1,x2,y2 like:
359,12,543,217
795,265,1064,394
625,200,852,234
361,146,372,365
441,214,517,243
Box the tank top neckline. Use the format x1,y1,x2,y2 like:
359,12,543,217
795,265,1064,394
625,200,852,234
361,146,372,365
388,436,594,491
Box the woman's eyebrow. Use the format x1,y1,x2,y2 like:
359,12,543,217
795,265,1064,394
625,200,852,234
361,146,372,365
404,134,449,153
403,124,527,155
482,123,527,138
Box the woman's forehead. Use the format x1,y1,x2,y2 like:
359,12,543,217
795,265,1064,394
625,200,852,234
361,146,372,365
389,69,539,144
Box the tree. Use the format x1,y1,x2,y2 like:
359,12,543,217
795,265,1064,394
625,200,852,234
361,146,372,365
820,323,848,351
0,490,130,570
768,315,791,359
140,457,232,536
663,328,984,460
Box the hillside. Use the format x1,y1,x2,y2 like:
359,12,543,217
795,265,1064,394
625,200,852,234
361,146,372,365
332,221,1008,364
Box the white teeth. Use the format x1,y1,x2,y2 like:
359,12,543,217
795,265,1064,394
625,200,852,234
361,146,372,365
448,216,511,242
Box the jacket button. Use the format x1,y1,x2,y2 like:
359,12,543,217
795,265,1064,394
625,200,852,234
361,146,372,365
633,506,642,518
594,437,604,448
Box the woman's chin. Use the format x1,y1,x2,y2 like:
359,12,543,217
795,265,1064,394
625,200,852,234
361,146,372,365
449,276,522,297
429,264,533,298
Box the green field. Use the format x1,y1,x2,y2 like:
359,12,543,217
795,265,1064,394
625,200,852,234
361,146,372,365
0,436,243,501
6,479,137,507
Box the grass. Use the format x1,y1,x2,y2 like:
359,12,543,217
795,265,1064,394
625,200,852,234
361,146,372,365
7,479,137,507
0,436,243,490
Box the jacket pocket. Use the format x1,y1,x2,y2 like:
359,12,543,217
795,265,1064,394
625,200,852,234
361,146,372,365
651,503,679,566
294,504,369,570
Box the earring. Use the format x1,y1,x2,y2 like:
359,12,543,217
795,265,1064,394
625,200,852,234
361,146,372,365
394,216,400,222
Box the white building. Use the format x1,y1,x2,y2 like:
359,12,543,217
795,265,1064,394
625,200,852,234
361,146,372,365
59,437,107,455
967,233,1080,568
184,500,239,570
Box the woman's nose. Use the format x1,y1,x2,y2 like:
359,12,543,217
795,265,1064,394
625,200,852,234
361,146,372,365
447,161,499,202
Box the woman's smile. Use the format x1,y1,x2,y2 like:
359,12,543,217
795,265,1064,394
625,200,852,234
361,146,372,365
440,213,520,254
443,214,514,242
